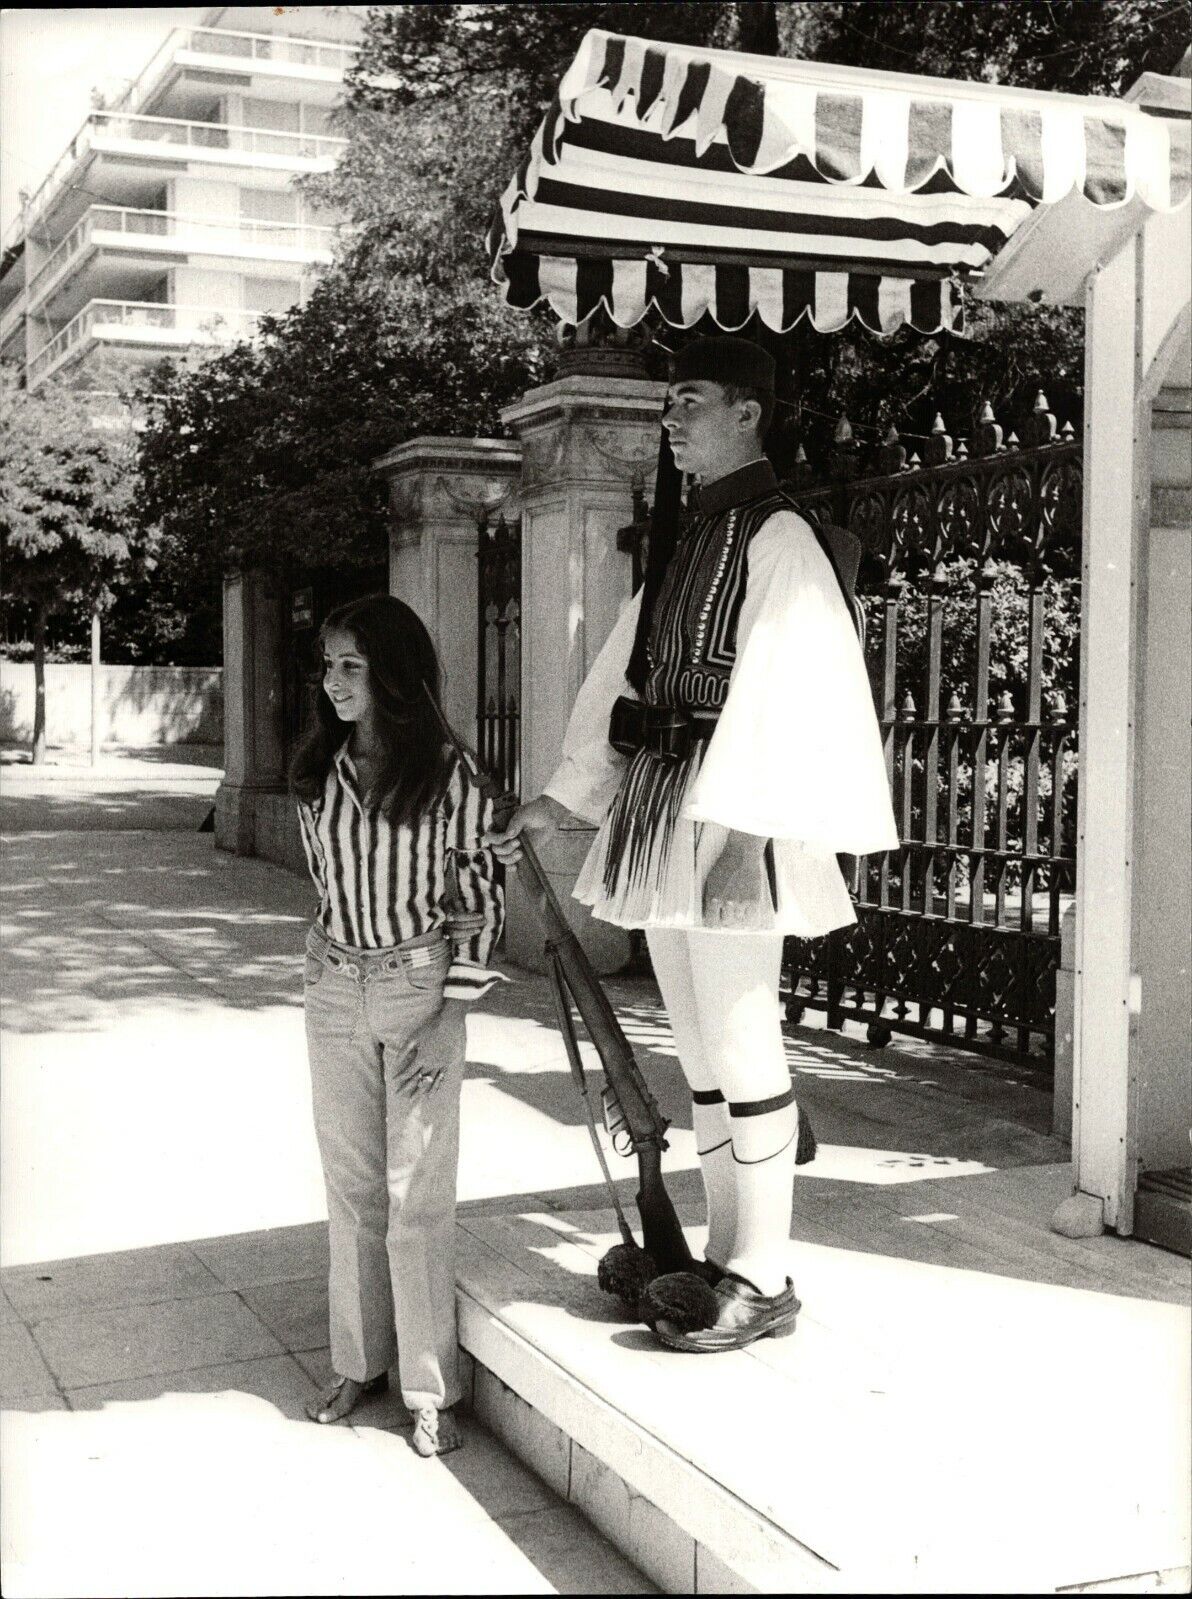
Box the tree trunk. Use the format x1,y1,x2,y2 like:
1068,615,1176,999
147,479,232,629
31,605,47,765
737,1,779,55
91,609,101,768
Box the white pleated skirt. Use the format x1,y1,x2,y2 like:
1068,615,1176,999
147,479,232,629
572,747,857,939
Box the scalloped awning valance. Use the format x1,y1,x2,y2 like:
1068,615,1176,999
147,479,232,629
488,29,1190,338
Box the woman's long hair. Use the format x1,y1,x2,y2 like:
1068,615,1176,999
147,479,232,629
289,594,453,825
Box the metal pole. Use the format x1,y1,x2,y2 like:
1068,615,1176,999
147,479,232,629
90,610,101,768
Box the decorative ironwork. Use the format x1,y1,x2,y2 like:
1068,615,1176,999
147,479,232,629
782,396,1081,1070
618,394,1082,1070
477,511,522,798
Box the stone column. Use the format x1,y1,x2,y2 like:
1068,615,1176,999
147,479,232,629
373,436,522,744
500,374,666,972
215,569,285,856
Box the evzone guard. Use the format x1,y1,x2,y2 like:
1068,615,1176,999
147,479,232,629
490,336,898,1352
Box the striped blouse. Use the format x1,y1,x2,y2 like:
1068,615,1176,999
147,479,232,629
297,746,505,1003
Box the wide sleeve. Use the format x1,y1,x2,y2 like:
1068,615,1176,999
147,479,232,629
441,758,509,1004
682,511,899,854
541,587,642,825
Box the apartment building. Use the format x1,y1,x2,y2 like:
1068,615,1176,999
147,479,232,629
0,6,362,408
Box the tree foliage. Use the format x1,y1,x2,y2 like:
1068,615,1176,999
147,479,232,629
0,371,151,756
134,0,1187,616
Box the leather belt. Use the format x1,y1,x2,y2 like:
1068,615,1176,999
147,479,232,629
608,695,719,761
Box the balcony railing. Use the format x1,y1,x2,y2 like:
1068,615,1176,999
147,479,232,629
114,23,358,119
26,299,262,386
27,206,337,300
91,110,347,162
178,25,358,75
3,111,347,255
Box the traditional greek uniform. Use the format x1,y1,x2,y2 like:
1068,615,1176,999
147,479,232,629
542,453,898,1294
544,457,898,922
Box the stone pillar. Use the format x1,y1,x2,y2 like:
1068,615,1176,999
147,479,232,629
215,570,285,856
373,436,522,745
500,374,667,972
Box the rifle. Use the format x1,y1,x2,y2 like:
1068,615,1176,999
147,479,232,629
426,692,694,1304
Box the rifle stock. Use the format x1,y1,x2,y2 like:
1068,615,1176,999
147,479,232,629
508,825,693,1274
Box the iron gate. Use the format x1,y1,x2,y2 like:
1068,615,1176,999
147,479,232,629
476,511,522,797
621,397,1082,1070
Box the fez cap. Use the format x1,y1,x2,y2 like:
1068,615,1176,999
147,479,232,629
671,336,775,394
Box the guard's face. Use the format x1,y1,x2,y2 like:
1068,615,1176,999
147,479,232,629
662,380,745,477
322,628,375,724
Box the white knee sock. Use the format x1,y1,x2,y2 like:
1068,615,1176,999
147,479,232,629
691,1089,735,1268
724,1087,798,1298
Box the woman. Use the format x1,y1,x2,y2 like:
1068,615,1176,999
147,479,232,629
290,594,504,1457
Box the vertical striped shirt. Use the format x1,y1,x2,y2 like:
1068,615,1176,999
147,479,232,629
297,747,505,1003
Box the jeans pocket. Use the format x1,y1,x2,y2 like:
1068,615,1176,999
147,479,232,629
303,953,325,987
401,942,450,993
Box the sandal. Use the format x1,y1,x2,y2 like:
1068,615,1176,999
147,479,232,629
411,1404,462,1457
305,1371,388,1424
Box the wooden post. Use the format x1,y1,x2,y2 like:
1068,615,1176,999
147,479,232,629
90,610,101,768
1057,239,1140,1238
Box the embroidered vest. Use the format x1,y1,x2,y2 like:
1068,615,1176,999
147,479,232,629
643,490,790,714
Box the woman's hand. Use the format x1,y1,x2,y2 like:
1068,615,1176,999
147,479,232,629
702,830,768,928
483,794,567,865
401,999,467,1094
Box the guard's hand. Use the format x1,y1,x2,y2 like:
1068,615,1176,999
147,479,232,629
483,794,567,865
399,999,467,1095
702,832,767,928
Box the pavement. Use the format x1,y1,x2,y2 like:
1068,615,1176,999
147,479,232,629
1,753,1188,1595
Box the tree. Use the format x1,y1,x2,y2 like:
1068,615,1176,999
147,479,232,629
137,0,1188,595
0,373,152,761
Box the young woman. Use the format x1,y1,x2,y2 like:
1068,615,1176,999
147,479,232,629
290,594,504,1456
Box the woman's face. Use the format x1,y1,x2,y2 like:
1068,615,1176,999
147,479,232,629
322,627,375,725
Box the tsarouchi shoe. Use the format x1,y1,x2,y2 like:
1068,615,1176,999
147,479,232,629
648,1273,801,1352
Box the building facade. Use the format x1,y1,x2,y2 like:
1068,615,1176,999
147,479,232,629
0,6,361,414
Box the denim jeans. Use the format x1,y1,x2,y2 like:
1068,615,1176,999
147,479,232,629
303,922,466,1410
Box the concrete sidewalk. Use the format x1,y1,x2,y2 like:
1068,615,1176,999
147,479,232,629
2,804,1189,1593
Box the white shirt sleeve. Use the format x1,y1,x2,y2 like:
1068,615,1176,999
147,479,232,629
542,588,642,825
682,511,900,854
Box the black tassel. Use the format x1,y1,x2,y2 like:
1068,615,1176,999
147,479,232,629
626,430,683,694
795,1106,818,1166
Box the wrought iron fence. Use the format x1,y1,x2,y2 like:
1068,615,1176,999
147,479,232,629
620,395,1082,1070
477,511,522,797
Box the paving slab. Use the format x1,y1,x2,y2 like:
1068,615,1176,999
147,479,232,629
65,1352,320,1421
239,1276,329,1354
0,1394,655,1597
31,1292,286,1389
189,1222,330,1290
1,1243,223,1323
0,1320,59,1404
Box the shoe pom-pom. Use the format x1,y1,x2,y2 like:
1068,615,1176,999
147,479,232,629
597,1243,658,1310
639,1272,720,1333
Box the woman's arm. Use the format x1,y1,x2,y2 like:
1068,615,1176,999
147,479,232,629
442,760,509,1003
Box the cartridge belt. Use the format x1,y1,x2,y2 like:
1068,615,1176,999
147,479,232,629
608,695,720,762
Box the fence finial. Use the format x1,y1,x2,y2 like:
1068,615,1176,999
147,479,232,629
974,399,1004,458
880,424,907,474
1024,389,1058,447
925,411,953,466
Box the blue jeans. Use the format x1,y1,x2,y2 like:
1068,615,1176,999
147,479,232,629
303,923,466,1410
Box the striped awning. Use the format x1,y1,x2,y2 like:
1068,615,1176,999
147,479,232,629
489,29,1190,337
